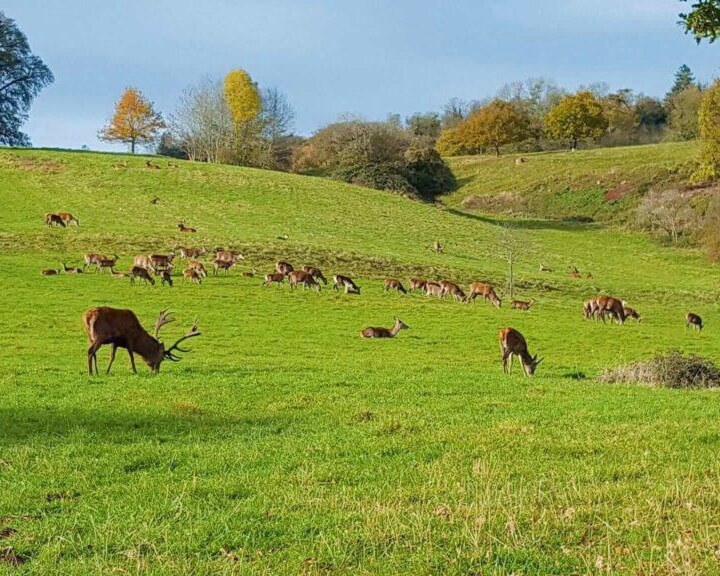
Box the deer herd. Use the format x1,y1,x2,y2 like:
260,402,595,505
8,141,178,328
44,208,708,377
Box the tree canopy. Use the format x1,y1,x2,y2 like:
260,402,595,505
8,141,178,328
224,69,261,125
544,91,608,150
98,87,165,153
0,11,53,146
680,0,720,43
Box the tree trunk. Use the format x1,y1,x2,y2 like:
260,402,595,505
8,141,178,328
130,139,136,154
495,145,500,157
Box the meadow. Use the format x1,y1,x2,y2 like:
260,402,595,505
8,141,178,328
2,147,720,574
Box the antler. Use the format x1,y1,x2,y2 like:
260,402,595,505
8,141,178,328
154,309,176,339
164,318,201,361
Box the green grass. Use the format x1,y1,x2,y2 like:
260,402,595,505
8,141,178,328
445,141,699,221
2,148,720,574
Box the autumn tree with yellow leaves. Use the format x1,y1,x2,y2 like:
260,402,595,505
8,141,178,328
98,87,165,153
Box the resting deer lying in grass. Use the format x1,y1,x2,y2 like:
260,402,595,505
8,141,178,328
62,263,83,274
288,270,321,291
130,266,155,285
262,272,285,287
499,327,542,376
276,261,294,276
83,308,200,375
57,212,79,227
177,222,196,233
146,160,161,170
686,312,703,332
384,279,407,294
333,274,360,294
360,317,410,339
44,213,65,227
183,268,202,284
242,269,257,277
511,298,535,311
408,278,427,293
469,283,502,307
302,266,327,285
41,268,60,276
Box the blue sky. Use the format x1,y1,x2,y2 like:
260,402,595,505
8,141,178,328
5,0,719,151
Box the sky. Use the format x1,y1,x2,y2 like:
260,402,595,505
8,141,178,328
5,0,720,151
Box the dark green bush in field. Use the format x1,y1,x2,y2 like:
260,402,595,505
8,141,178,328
599,351,720,388
331,162,418,198
404,147,456,200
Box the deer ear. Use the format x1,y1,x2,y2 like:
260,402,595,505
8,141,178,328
535,357,543,366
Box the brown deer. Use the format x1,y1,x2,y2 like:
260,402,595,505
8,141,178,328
62,263,83,274
133,255,156,273
408,278,427,293
288,270,321,291
150,253,174,272
41,268,60,276
146,160,161,170
83,253,105,271
216,249,245,263
97,255,119,274
686,312,703,332
360,317,410,339
178,246,206,259
276,261,294,276
469,283,502,307
424,281,444,298
499,327,542,376
177,222,197,233
333,274,360,294
439,280,464,299
511,298,535,311
130,266,155,285
622,303,641,322
161,270,173,287
583,299,597,320
595,295,626,324
83,308,201,375
213,258,234,275
57,212,80,227
182,268,202,284
44,213,65,227
187,259,207,278
262,272,285,287
302,266,327,285
384,278,407,294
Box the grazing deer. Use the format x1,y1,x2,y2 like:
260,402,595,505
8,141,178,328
622,303,641,322
384,278,407,294
177,222,197,233
686,312,703,332
62,263,83,274
133,255,156,273
213,258,234,275
439,280,463,299
360,317,410,339
83,308,201,375
424,281,444,298
262,272,285,287
150,253,174,272
187,259,207,277
41,268,60,276
215,249,244,263
182,268,202,284
161,270,173,287
276,261,294,276
511,298,535,311
288,270,321,291
408,278,427,293
97,255,119,274
583,299,597,320
595,295,626,324
83,253,105,271
469,283,502,307
499,327,542,376
44,213,65,227
302,266,327,285
145,160,161,170
333,274,360,294
178,246,206,259
57,212,80,227
130,266,155,285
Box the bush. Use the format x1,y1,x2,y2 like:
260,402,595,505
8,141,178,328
331,163,418,198
599,351,720,389
403,147,456,200
695,80,720,182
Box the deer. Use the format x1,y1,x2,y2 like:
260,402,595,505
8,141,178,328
44,213,65,227
83,253,105,271
83,308,201,375
595,295,626,324
62,263,83,274
539,265,553,273
302,266,327,285
178,246,206,259
583,299,597,320
469,283,502,307
177,222,197,233
424,281,444,298
242,269,257,278
213,258,234,275
216,249,245,263
276,261,294,276
511,298,535,311
288,270,321,291
129,266,155,285
150,253,174,272
622,302,641,322
161,270,173,287
408,278,427,293
97,255,119,274
384,279,407,294
182,268,202,284
686,312,703,332
262,272,285,287
150,196,160,204
145,160,161,170
360,317,410,339
333,274,360,294
133,255,156,273
499,327,542,376
41,268,60,276
439,280,462,299
57,212,80,227
186,259,207,278
111,160,128,169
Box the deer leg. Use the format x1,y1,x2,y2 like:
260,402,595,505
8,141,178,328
106,344,118,374
127,349,137,374
87,343,100,375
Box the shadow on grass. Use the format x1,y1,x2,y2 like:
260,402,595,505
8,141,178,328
446,208,599,232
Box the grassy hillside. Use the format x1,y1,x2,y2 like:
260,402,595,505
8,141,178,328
445,141,698,221
2,148,720,575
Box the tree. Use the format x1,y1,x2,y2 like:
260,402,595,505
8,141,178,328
602,90,639,144
406,112,441,141
545,91,608,150
636,189,698,244
680,0,720,43
667,65,697,100
260,87,294,142
98,87,164,153
668,85,703,140
0,11,53,145
458,100,531,156
224,69,261,125
635,96,667,130
435,126,471,156
694,80,720,180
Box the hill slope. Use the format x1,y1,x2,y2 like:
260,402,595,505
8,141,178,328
2,148,720,575
444,141,698,221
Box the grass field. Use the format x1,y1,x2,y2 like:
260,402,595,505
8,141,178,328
445,141,699,222
2,147,720,575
